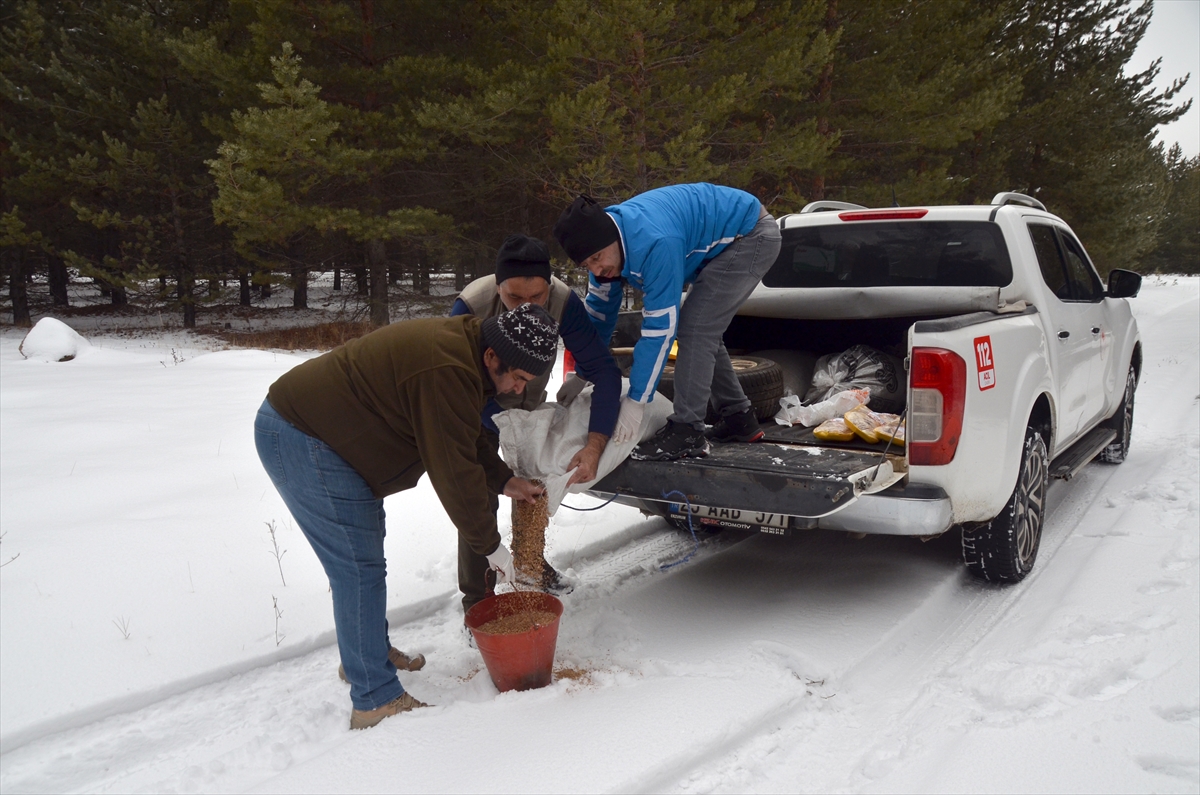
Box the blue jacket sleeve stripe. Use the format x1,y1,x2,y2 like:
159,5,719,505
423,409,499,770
626,236,684,403
689,234,740,257
629,304,676,403
584,276,621,344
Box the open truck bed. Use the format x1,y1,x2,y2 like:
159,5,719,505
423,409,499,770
592,438,905,525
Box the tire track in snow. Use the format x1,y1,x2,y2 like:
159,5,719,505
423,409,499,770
623,462,1123,794
0,519,742,794
658,291,1200,792
612,693,811,795
575,406,1138,794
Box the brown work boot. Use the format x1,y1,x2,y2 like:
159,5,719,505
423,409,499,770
349,692,428,730
338,647,427,683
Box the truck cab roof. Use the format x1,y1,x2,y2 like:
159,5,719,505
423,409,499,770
744,195,1082,320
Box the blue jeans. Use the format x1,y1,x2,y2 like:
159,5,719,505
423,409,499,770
254,399,404,711
671,213,783,427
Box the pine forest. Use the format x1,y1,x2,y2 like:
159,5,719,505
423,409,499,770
1,0,1195,328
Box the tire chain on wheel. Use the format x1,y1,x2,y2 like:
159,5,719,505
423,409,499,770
962,427,1049,584
1100,365,1135,464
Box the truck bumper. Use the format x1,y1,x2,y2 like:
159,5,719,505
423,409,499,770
600,481,954,538
814,483,953,536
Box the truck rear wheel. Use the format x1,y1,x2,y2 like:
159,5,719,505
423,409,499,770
1099,365,1135,464
962,426,1048,583
657,356,784,421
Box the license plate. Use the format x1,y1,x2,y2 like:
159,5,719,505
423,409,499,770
668,503,789,530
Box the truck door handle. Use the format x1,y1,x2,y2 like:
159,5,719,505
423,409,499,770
1057,330,1070,340
1091,326,1101,334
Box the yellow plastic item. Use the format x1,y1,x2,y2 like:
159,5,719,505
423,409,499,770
814,417,856,442
875,417,906,446
844,406,904,444
843,405,883,443
668,340,678,361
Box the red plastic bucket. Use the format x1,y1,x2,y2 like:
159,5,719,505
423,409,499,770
464,592,563,692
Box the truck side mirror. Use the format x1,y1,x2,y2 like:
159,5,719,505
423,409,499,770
1107,269,1141,299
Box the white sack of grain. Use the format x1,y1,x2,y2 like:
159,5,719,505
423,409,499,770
494,377,671,514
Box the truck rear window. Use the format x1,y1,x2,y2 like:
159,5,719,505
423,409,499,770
763,221,1013,288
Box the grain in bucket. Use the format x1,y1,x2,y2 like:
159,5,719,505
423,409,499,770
464,481,564,691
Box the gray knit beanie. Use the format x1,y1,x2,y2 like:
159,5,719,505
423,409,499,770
481,303,559,376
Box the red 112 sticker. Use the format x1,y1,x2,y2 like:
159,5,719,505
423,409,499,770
974,335,996,390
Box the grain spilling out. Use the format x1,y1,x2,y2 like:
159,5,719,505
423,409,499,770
512,481,548,583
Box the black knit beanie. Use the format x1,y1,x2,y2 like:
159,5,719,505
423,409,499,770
494,233,552,284
481,302,559,376
552,195,620,264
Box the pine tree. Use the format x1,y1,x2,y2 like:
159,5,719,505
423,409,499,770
209,44,447,326
1,1,101,309
0,209,47,325
202,1,457,325
545,0,837,205
974,0,1190,273
1141,145,1200,274
3,0,233,325
67,91,218,328
410,0,838,277
807,0,1021,206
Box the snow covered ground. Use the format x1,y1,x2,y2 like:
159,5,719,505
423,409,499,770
1,277,1196,794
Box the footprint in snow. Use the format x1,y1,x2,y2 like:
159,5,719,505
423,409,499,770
1135,754,1200,782
1153,703,1200,727
1138,579,1183,596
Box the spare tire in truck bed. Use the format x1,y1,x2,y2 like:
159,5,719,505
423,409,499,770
656,356,784,421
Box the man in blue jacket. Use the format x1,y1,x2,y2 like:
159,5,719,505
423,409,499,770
553,183,782,461
450,233,620,607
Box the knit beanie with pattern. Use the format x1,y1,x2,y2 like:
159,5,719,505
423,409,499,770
481,302,559,376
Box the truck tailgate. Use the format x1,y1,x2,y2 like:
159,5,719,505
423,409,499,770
592,443,904,518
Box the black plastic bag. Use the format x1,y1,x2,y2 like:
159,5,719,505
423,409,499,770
804,345,906,414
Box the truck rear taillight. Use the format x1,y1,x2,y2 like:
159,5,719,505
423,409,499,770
908,347,966,466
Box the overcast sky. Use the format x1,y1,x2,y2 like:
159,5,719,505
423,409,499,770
1131,0,1200,157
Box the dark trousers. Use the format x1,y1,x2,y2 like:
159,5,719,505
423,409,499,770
671,213,782,427
458,488,499,612
459,430,501,612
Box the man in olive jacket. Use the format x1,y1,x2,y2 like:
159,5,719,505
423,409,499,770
254,303,557,729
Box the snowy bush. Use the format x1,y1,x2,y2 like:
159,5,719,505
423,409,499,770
18,317,90,362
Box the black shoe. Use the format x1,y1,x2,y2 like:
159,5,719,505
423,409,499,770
516,557,575,596
632,420,711,461
707,408,764,443
539,562,574,596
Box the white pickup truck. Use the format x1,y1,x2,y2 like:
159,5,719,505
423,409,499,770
591,192,1143,583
